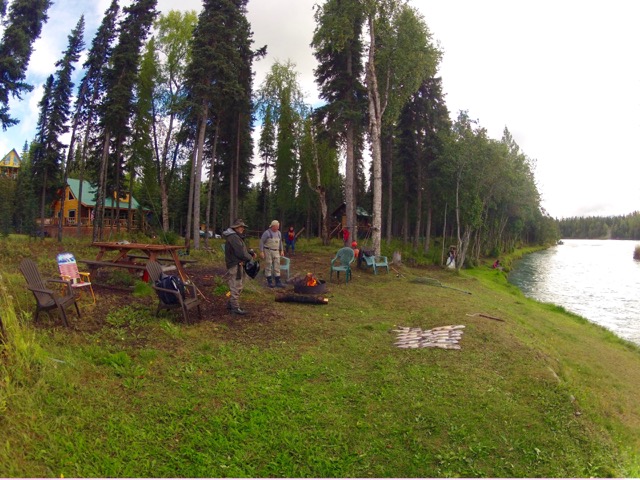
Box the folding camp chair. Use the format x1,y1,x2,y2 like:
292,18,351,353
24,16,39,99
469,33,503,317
57,252,96,304
146,261,202,323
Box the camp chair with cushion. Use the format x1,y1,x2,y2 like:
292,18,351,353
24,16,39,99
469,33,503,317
57,252,96,304
146,261,202,323
19,258,80,327
330,247,356,284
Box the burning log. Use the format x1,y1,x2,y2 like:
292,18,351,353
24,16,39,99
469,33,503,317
275,293,329,304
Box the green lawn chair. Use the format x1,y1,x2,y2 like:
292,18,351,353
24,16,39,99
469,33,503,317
330,247,355,284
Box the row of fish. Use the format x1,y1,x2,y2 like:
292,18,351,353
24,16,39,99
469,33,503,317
392,325,465,350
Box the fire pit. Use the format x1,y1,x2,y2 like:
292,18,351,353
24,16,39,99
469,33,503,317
294,279,327,295
276,273,329,304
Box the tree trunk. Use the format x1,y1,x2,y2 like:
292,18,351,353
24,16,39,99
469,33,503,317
412,167,422,250
159,109,175,233
307,124,329,246
231,112,242,222
94,131,111,242
366,16,384,256
204,119,220,249
384,132,393,244
184,113,208,251
192,119,206,250
424,205,432,254
189,105,208,251
402,197,409,245
39,169,48,239
345,121,356,243
441,203,447,265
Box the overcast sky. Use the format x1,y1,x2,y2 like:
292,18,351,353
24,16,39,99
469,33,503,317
1,0,639,219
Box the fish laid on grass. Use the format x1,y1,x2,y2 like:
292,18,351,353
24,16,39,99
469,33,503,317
393,325,466,350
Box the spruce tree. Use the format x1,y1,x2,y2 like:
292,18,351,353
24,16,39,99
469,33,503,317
312,0,366,242
68,0,119,236
183,0,257,249
0,0,51,129
93,0,157,240
49,16,85,241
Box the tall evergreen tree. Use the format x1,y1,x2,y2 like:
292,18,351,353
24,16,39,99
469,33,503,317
183,0,258,249
129,36,157,232
50,16,85,241
312,0,366,242
31,74,55,236
257,107,276,227
256,60,306,227
68,0,119,236
395,76,449,250
0,0,51,129
13,142,37,234
30,17,84,240
92,0,157,241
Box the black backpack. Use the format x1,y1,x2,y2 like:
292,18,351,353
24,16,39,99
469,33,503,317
155,273,186,304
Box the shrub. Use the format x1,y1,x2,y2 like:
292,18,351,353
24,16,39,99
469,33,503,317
634,245,640,260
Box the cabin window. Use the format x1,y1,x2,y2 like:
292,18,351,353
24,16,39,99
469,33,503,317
68,190,74,200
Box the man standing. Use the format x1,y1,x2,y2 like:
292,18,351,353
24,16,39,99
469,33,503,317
260,220,285,288
222,219,256,315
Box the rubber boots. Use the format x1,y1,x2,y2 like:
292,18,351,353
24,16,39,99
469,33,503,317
274,276,285,289
266,276,274,288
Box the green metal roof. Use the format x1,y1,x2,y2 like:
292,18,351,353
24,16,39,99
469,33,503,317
356,206,371,218
67,178,141,209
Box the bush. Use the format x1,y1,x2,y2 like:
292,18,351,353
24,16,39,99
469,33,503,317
634,245,640,260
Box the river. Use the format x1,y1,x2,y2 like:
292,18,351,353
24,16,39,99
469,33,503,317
508,239,640,345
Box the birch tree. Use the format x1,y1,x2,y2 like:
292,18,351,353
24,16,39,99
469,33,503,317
363,0,439,254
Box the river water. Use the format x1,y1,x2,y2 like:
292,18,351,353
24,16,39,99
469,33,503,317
508,239,640,345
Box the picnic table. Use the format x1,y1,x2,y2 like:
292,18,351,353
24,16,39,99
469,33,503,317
82,242,194,282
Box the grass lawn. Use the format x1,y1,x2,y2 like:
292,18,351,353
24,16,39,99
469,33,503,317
1,235,640,477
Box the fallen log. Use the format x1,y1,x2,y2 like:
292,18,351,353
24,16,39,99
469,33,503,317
275,293,329,305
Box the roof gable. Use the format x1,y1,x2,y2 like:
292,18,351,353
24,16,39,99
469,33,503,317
1,149,21,168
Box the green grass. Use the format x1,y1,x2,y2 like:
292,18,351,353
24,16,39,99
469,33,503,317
2,237,640,476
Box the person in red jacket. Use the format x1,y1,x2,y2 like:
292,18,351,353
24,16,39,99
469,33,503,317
285,226,296,256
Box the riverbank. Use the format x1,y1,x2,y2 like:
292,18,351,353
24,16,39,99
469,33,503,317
1,237,640,476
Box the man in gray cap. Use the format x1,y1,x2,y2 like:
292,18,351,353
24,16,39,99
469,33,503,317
222,219,256,315
259,219,285,288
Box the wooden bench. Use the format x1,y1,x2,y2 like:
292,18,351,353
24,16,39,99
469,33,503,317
125,254,197,265
80,260,176,273
361,254,389,275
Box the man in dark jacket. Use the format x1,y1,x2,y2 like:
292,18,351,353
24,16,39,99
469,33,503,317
222,219,255,315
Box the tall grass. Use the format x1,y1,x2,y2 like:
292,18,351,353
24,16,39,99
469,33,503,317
0,275,47,411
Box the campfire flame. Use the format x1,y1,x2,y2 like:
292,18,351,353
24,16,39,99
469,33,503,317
305,272,318,287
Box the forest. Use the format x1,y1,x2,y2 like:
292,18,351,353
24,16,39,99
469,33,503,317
557,212,640,240
0,0,560,267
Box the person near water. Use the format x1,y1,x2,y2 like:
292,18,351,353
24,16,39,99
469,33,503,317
222,219,256,315
260,220,285,288
446,246,456,269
